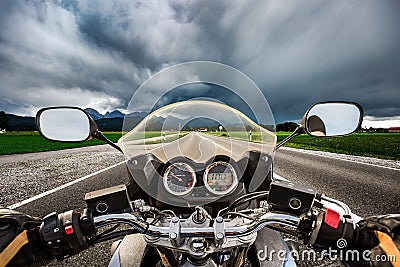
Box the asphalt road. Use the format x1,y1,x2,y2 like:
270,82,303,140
2,137,399,266
122,132,268,164
274,148,399,217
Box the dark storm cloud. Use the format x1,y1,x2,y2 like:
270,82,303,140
0,0,399,123
0,0,147,115
150,83,259,123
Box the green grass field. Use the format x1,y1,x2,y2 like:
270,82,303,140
0,131,122,155
276,132,400,161
0,131,399,160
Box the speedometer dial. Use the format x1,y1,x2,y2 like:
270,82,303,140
204,161,238,195
163,163,196,196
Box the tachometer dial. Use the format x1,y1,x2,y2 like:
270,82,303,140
204,161,238,195
163,163,196,196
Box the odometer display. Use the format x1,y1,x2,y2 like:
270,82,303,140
163,163,196,196
204,161,238,195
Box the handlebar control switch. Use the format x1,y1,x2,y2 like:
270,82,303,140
324,208,341,229
40,210,89,261
267,180,316,215
307,209,378,250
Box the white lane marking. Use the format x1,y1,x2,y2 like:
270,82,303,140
7,161,126,209
273,173,289,181
281,147,400,172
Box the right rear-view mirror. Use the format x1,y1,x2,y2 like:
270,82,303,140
303,102,363,137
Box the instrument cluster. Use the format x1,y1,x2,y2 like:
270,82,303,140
162,160,239,197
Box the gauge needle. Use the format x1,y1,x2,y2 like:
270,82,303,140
170,172,183,182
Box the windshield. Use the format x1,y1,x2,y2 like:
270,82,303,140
120,100,275,162
119,62,276,207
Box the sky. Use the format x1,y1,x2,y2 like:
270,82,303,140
0,0,399,127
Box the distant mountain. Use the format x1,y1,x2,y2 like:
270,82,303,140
84,108,126,120
186,118,219,128
4,108,135,132
84,108,103,120
3,108,254,132
103,110,124,119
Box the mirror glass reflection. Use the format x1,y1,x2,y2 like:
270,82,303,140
39,108,91,141
306,103,361,137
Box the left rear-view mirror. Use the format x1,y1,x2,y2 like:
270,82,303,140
36,107,97,142
303,102,363,137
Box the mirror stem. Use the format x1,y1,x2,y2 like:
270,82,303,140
92,130,123,153
274,126,305,151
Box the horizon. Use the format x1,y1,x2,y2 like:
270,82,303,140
0,1,399,123
3,107,399,129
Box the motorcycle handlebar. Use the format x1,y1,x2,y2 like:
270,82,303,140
38,210,299,260
38,207,378,261
93,212,300,239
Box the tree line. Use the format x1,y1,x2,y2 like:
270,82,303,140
276,122,298,132
0,111,8,130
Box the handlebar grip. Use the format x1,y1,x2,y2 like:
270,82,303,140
300,209,379,250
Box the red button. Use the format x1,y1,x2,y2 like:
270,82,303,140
324,208,341,229
65,225,74,235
